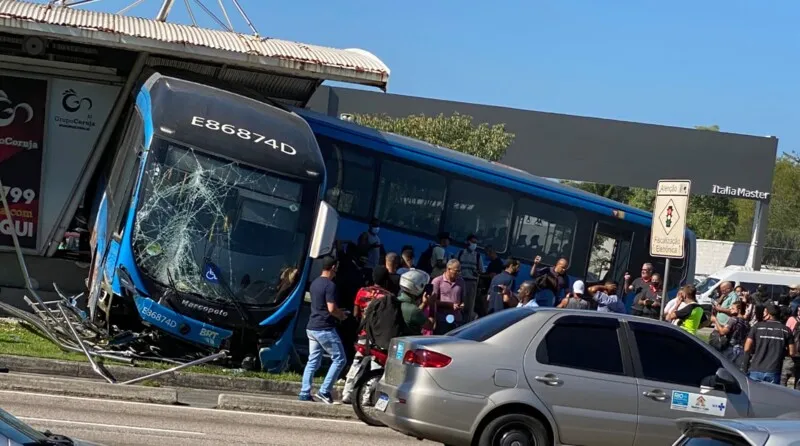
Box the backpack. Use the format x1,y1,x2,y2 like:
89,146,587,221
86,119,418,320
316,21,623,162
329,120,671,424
416,243,437,274
354,285,391,313
362,294,408,351
457,249,482,273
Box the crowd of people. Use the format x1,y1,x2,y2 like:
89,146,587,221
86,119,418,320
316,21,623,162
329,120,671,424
296,221,800,403
704,281,800,387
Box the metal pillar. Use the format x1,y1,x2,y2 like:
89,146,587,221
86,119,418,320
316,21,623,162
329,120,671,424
746,199,770,271
155,0,176,21
46,52,148,257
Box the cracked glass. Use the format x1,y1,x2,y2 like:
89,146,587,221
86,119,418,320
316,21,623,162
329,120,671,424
132,138,312,307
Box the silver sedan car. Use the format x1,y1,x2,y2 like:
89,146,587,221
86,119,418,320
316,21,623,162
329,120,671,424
374,308,800,446
674,417,800,445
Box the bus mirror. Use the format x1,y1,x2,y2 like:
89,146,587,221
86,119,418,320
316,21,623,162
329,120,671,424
309,201,339,259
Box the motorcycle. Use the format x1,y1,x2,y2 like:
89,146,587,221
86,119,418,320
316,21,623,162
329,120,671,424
349,341,389,426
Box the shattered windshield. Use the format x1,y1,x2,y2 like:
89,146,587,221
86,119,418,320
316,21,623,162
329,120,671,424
132,138,314,307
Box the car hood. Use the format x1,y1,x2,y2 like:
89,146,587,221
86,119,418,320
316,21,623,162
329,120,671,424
747,379,800,418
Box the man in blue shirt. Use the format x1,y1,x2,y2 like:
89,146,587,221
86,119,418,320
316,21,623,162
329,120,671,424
589,282,626,313
300,256,349,404
487,259,521,313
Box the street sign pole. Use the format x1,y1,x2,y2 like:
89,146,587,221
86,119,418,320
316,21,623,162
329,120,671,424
660,258,670,321
650,180,691,321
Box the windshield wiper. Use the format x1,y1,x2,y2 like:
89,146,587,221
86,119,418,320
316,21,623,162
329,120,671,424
41,430,74,445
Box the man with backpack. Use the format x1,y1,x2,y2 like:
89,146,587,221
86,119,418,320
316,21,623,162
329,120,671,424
341,270,432,404
418,232,451,278
457,234,484,322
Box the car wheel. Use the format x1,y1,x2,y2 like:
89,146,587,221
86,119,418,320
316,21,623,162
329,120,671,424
478,413,549,446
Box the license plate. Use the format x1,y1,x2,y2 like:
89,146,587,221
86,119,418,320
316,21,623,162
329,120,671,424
375,394,389,412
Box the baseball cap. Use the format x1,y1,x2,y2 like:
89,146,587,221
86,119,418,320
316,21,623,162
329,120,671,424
573,280,585,294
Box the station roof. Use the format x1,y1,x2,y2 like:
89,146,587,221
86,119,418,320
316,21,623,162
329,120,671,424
0,0,390,103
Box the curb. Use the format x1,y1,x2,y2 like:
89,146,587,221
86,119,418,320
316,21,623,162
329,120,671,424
217,393,355,419
0,372,178,404
0,355,341,396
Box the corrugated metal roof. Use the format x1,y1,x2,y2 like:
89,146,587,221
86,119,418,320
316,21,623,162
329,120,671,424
0,0,390,89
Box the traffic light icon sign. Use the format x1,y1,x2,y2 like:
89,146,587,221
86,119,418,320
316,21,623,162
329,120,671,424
658,199,680,236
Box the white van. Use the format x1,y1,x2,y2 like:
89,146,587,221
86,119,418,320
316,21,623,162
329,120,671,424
695,265,800,306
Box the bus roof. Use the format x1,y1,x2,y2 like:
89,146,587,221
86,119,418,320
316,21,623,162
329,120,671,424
143,71,324,181
296,108,663,226
0,1,390,93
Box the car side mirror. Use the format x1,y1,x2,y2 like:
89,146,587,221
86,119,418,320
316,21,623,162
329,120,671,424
309,201,338,259
713,367,740,392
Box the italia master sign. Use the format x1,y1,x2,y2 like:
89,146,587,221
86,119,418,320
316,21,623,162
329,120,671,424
650,180,691,259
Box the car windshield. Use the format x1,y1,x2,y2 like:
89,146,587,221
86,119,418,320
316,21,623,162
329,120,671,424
447,307,537,342
695,277,720,295
132,138,316,307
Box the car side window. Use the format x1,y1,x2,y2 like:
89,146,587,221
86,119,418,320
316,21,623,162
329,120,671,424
630,321,721,387
536,316,625,376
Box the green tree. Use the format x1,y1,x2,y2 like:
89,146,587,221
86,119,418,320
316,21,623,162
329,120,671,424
562,181,633,203
353,112,515,162
761,153,800,266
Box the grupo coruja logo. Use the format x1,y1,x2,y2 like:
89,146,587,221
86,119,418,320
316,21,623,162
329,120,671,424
0,90,34,128
62,88,93,113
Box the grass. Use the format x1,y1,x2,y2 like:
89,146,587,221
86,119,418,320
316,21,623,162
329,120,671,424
0,320,316,383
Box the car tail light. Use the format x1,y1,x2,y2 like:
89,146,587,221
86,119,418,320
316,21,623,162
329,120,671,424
370,348,388,366
402,349,452,368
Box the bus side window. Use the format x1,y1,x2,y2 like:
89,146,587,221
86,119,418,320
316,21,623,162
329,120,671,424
443,179,513,253
107,111,145,237
509,197,577,265
375,159,446,237
317,136,376,219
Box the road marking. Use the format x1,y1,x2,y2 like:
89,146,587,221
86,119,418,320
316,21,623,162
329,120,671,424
0,390,362,425
18,417,206,436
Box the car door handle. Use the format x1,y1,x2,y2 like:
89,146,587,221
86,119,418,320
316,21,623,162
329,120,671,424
534,374,563,386
642,390,667,401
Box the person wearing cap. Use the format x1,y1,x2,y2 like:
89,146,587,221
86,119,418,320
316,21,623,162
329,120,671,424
557,280,590,310
430,232,451,278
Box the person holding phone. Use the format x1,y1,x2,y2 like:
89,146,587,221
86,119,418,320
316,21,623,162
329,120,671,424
487,259,521,314
432,259,466,334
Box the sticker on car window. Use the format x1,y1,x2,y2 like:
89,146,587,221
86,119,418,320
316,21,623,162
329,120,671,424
395,341,405,360
670,391,727,417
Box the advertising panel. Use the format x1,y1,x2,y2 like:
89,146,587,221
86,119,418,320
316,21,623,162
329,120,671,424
40,79,120,249
0,75,47,249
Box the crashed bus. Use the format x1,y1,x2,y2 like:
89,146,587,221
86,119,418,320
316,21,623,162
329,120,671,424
86,69,338,371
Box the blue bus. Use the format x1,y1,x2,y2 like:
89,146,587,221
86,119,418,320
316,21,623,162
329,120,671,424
87,69,337,371
296,108,696,307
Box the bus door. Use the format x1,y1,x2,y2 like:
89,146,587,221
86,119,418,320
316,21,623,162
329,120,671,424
586,222,634,309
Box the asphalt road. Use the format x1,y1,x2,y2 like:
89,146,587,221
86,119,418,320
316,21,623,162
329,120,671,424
1,390,435,446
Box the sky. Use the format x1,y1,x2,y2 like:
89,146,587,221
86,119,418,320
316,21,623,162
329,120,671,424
40,0,800,155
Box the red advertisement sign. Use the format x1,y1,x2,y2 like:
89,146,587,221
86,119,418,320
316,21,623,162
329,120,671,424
0,75,47,249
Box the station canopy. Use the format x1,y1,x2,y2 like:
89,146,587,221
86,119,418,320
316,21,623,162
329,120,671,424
0,0,390,106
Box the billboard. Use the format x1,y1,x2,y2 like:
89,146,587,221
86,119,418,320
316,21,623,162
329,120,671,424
0,75,47,249
308,86,778,200
39,79,120,250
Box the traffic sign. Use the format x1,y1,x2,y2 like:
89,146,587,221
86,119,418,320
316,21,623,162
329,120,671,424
650,180,691,259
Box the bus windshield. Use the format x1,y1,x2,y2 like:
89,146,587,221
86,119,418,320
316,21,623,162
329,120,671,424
132,138,315,307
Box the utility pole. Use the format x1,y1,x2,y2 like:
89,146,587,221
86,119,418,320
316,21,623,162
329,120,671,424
155,0,175,21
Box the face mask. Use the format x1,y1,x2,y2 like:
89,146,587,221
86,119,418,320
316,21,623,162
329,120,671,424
370,227,380,235
469,243,477,251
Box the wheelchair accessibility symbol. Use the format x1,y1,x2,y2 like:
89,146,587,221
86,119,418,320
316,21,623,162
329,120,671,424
203,263,220,284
